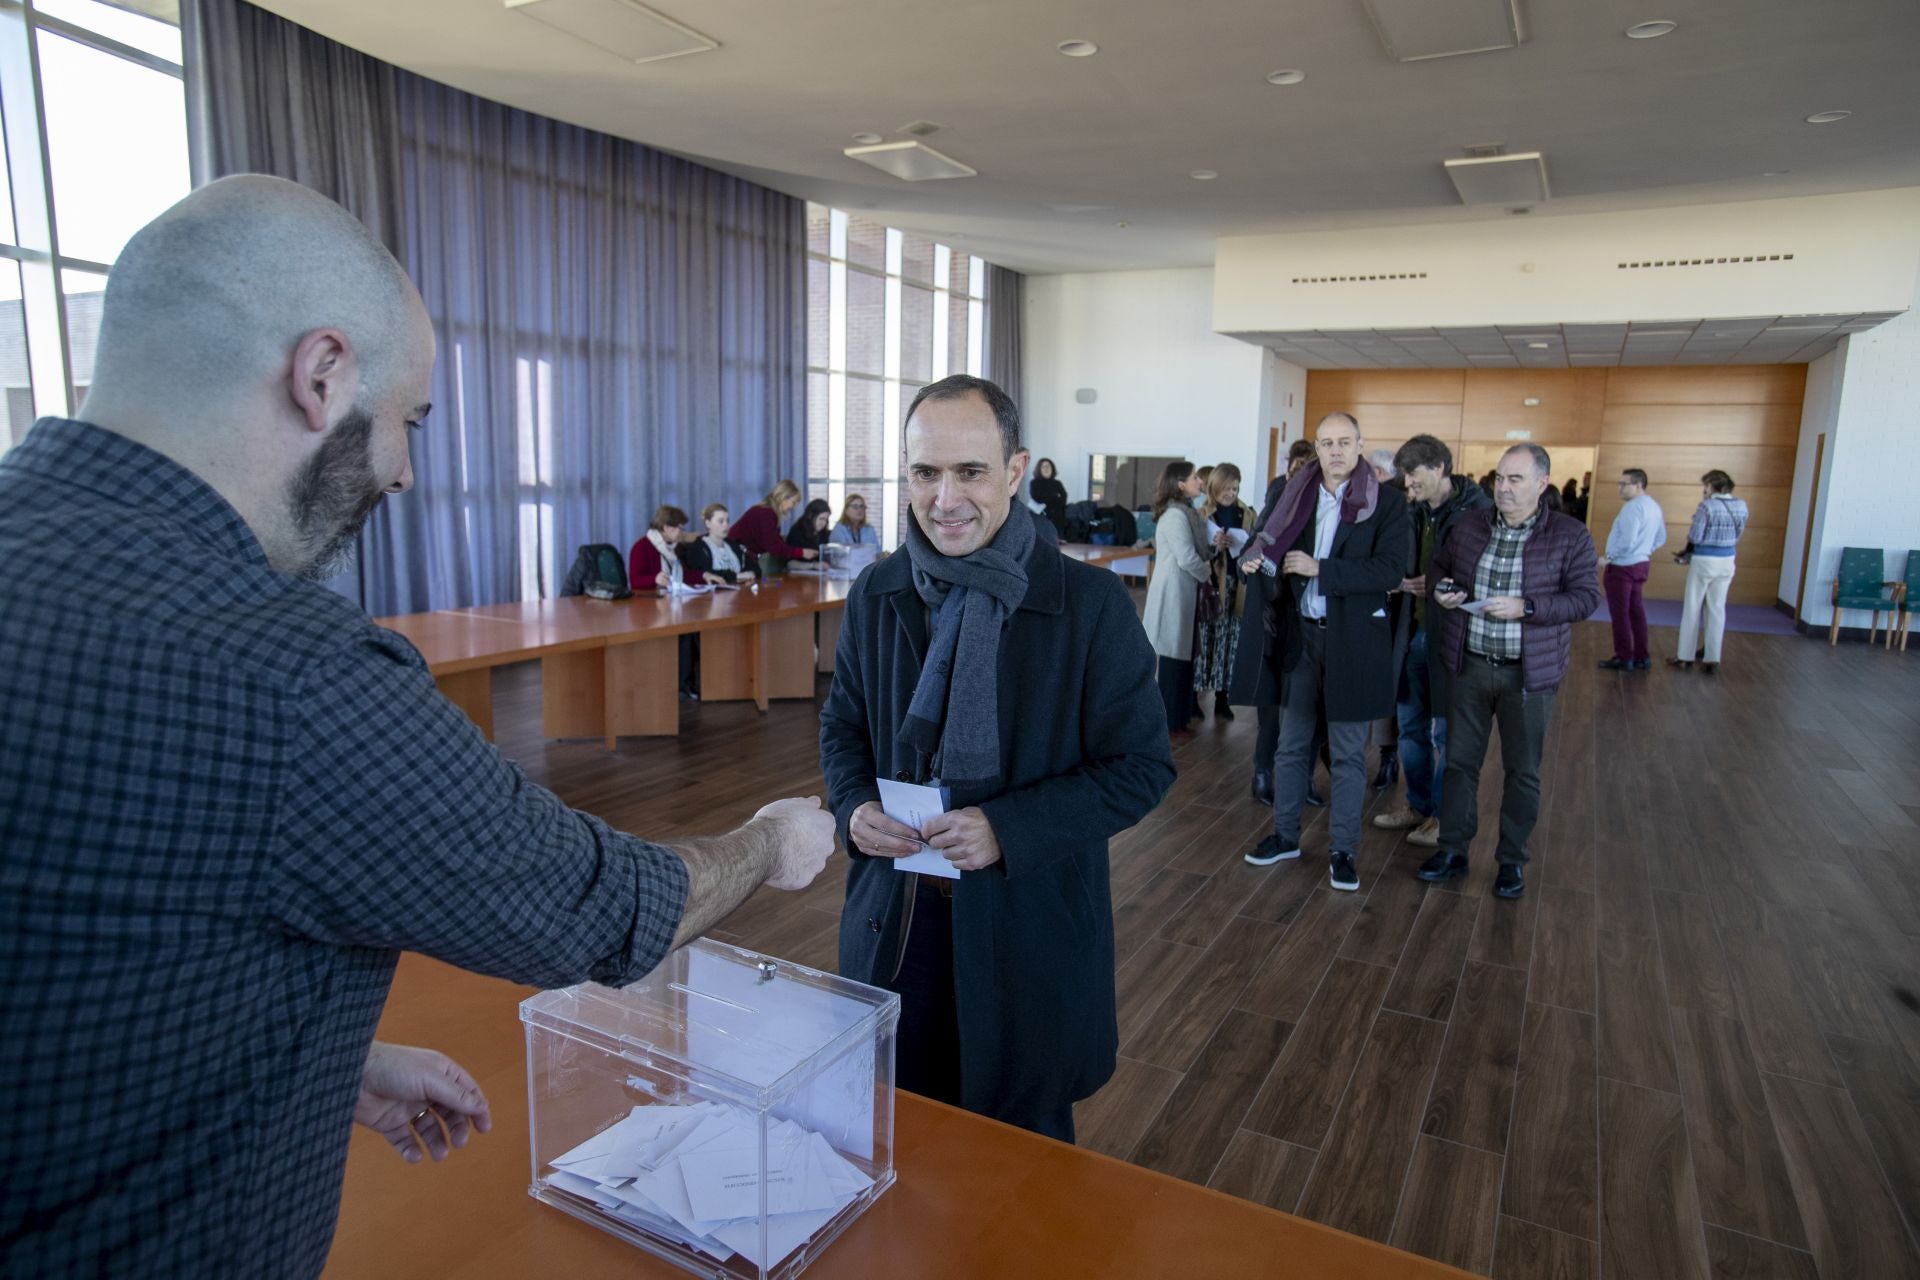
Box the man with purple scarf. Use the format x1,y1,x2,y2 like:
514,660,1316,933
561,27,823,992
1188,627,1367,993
1241,413,1410,893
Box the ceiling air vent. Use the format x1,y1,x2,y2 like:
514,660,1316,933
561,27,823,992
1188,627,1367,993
504,0,719,64
1290,273,1429,284
1618,254,1795,269
1462,143,1508,159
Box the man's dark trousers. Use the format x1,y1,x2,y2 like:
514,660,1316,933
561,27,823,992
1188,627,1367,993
1603,561,1651,662
1436,653,1555,865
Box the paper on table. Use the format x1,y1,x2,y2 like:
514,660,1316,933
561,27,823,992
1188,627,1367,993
875,778,960,880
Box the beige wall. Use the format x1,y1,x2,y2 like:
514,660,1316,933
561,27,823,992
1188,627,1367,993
1304,366,1805,604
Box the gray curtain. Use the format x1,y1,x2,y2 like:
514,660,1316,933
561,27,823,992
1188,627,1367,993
181,0,807,616
984,263,1025,412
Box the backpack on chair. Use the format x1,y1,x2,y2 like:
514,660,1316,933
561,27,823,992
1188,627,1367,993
561,543,631,600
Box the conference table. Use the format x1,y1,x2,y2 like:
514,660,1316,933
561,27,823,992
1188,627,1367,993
375,546,1149,748
323,955,1473,1280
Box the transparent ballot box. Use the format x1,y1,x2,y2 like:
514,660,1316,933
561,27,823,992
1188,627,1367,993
520,940,899,1278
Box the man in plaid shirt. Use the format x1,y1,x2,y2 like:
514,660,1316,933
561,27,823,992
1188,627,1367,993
0,176,834,1276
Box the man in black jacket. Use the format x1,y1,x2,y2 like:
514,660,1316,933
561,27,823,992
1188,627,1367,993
1372,435,1493,848
1239,413,1410,893
819,375,1173,1141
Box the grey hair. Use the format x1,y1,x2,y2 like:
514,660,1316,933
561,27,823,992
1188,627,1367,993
1502,443,1553,478
1368,448,1396,473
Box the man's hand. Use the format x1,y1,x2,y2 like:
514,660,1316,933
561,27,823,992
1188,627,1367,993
921,807,1002,873
1240,555,1267,575
1435,589,1469,610
1398,575,1425,596
1480,595,1527,620
753,796,836,889
355,1042,492,1165
1282,550,1320,578
849,801,924,858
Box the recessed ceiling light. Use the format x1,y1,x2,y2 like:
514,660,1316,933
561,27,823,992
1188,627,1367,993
1762,170,1790,177
1266,69,1306,86
1625,20,1678,39
850,132,882,145
1190,169,1218,181
1113,220,1130,228
1805,110,1852,124
1057,39,1098,57
1527,341,1551,349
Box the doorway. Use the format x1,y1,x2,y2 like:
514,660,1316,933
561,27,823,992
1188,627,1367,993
1457,444,1597,525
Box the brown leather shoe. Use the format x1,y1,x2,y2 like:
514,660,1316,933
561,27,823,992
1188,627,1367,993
1372,806,1423,831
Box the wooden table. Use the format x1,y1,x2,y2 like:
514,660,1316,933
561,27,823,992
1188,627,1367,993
323,956,1473,1280
378,576,851,747
1058,541,1153,577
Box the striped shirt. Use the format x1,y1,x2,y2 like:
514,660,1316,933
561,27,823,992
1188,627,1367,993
1688,494,1749,552
1468,507,1539,660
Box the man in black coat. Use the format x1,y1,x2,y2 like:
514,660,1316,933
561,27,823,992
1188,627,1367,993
1239,413,1410,893
819,374,1174,1142
1371,434,1493,849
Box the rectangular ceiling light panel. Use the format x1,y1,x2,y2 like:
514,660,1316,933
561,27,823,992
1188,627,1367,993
1444,151,1548,205
1363,0,1522,61
504,0,718,64
843,141,977,182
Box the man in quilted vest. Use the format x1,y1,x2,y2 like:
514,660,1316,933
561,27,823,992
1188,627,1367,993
1416,444,1601,899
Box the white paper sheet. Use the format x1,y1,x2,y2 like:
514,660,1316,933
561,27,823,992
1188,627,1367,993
1459,599,1493,616
546,1101,875,1270
875,778,961,880
1207,521,1251,556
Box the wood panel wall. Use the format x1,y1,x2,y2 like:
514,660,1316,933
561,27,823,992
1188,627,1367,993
1303,366,1806,605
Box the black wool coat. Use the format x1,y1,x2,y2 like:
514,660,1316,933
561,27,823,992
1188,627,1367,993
820,526,1175,1132
1229,479,1410,723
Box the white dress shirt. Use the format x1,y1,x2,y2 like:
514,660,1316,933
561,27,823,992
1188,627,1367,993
1301,480,1346,619
1604,493,1667,566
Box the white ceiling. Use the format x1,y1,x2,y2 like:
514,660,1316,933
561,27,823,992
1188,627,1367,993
255,0,1920,275
1244,313,1903,368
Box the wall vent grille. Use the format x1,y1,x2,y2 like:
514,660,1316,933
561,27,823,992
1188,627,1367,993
1617,254,1794,269
1291,272,1429,284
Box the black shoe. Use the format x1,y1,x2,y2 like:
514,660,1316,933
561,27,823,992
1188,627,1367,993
1666,657,1693,670
1702,662,1718,675
1597,657,1632,670
1214,693,1235,721
1305,785,1326,808
1415,851,1470,882
1328,851,1360,892
1251,770,1274,806
1373,748,1399,790
1494,864,1526,898
1245,834,1302,867
1628,659,1651,671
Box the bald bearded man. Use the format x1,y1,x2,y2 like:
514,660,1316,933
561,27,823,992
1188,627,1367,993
0,176,835,1276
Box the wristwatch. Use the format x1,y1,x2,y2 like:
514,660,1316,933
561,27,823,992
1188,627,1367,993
1522,598,1536,619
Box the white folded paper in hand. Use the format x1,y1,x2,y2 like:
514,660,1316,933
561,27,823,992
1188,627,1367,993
1459,599,1493,616
876,777,960,880
1207,521,1251,556
548,1101,876,1269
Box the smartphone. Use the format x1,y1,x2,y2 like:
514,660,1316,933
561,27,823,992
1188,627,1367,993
1436,578,1460,596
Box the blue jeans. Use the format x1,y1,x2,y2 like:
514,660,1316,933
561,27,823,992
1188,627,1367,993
1397,630,1449,818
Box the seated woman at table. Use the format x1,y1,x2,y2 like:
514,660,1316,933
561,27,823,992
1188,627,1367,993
731,479,818,571
628,505,689,591
829,493,881,549
786,498,833,555
682,503,756,585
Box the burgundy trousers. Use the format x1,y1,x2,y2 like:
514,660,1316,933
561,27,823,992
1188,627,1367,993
1604,561,1652,661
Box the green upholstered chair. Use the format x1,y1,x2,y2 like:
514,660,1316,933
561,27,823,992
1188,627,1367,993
1893,550,1919,652
1829,546,1897,646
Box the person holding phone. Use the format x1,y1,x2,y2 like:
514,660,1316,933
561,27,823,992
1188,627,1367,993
1417,444,1600,900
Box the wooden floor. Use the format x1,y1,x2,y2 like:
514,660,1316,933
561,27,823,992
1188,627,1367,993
482,617,1920,1280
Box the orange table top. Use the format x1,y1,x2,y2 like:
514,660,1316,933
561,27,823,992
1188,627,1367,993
376,578,851,674
1058,541,1151,568
323,956,1471,1280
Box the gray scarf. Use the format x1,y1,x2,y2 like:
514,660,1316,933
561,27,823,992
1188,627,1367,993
899,503,1037,785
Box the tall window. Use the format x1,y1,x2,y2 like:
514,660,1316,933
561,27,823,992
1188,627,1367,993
0,0,190,454
806,204,985,548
